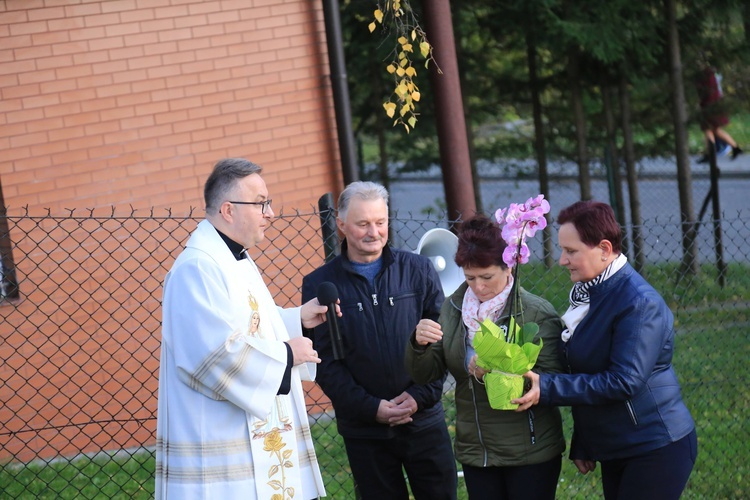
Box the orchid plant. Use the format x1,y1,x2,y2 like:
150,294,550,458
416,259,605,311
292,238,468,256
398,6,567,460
473,194,551,410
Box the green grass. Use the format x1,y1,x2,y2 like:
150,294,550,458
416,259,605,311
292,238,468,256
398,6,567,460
727,111,749,148
311,418,358,498
0,451,154,499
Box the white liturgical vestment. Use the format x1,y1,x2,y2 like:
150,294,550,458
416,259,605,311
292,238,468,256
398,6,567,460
155,219,325,499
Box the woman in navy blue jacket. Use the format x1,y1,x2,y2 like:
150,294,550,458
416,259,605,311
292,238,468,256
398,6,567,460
513,200,697,499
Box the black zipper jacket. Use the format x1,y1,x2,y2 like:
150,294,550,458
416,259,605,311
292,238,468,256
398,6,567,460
301,241,447,439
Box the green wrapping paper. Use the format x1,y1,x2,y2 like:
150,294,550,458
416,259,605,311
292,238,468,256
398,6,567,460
473,317,542,410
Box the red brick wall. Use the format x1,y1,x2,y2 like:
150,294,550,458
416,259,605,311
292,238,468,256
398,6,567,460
0,0,342,462
0,0,343,215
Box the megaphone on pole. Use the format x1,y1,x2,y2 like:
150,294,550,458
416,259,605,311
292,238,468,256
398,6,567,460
415,228,463,297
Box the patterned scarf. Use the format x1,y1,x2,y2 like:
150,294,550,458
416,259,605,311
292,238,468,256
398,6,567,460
462,274,514,341
561,253,628,342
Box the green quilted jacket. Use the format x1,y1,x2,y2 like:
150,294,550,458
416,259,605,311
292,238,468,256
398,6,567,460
405,282,566,467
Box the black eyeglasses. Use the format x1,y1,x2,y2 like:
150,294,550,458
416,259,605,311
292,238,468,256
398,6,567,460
228,199,273,214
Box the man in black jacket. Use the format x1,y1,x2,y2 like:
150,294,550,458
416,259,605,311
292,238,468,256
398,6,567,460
302,181,457,500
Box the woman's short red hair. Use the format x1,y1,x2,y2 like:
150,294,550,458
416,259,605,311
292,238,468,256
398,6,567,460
557,201,622,253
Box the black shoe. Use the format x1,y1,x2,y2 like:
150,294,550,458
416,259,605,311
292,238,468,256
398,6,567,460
731,146,743,160
696,153,710,164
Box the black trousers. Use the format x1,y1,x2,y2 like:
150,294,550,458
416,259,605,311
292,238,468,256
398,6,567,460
343,422,457,500
600,429,698,500
461,454,562,500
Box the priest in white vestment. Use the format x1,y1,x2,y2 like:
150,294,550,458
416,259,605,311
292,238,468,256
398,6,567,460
156,158,330,500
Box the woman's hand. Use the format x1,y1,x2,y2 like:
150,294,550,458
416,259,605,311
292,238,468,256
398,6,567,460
511,370,540,411
574,459,596,474
467,354,488,381
415,318,443,346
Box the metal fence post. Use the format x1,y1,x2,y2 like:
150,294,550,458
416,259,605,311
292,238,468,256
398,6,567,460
318,193,340,262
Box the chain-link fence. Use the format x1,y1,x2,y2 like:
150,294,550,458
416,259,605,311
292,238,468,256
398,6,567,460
1,205,748,499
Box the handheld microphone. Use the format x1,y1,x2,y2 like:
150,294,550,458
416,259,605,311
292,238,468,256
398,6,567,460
316,281,345,360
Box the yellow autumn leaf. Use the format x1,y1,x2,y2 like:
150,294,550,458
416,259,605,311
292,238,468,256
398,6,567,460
411,29,417,41
412,90,421,101
396,82,408,96
374,9,383,23
408,116,417,128
403,122,410,133
420,41,430,58
405,66,416,77
402,43,413,53
398,36,408,45
368,22,376,33
383,102,397,118
386,63,396,74
400,105,409,117
396,67,405,77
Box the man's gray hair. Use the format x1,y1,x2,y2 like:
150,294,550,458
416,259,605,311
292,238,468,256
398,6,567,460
204,158,262,213
337,181,389,221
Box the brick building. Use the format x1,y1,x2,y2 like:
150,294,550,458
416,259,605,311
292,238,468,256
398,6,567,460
0,0,344,461
0,0,343,213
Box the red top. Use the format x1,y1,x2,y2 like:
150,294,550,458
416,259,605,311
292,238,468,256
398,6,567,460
696,67,722,108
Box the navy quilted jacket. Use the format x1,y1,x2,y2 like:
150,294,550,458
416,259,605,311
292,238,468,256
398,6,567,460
301,241,446,439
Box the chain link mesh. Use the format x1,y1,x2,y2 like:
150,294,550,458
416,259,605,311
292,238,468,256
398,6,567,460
1,206,748,498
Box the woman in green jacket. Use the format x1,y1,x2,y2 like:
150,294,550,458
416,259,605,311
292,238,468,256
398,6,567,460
405,214,565,499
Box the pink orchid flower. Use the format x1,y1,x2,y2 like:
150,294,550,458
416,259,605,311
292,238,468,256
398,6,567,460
494,207,507,225
496,194,550,267
503,242,530,267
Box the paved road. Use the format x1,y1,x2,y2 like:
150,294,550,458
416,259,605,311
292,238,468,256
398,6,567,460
387,154,750,263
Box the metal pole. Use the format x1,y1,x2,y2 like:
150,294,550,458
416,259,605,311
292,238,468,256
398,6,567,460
318,193,340,262
707,145,727,287
421,0,476,221
322,0,359,186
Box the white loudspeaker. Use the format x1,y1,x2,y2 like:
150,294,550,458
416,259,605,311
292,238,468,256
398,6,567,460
415,228,464,297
